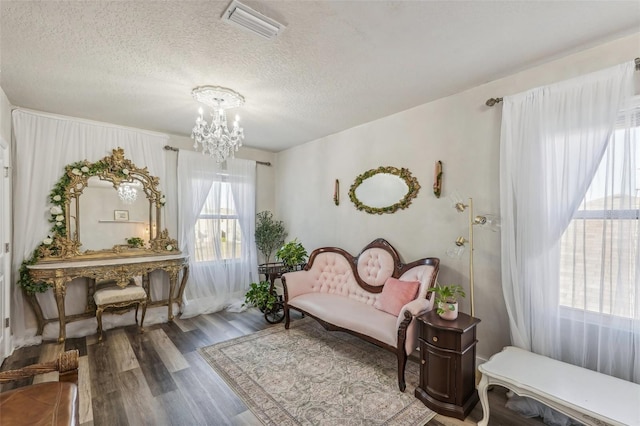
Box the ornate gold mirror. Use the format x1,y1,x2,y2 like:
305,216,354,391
348,166,420,214
39,147,177,260
72,176,150,251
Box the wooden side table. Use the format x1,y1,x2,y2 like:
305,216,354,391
414,310,481,420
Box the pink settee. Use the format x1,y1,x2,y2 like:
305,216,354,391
282,238,439,391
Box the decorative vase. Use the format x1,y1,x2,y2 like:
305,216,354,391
439,301,459,320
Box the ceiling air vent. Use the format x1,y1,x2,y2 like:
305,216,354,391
221,0,285,40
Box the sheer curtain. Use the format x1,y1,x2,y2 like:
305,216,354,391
500,61,638,382
12,108,168,346
177,150,257,318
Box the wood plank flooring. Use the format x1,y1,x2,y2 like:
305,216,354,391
1,309,544,426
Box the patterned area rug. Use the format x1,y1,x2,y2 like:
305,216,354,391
198,318,436,425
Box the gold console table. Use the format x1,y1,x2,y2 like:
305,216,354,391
27,254,189,343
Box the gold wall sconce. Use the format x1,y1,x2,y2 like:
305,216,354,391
433,161,443,198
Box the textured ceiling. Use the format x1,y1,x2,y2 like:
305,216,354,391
1,1,639,152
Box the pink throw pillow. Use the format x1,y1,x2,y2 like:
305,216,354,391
373,277,420,316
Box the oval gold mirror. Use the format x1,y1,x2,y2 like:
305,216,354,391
348,166,420,214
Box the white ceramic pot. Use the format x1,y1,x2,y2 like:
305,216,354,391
438,301,459,320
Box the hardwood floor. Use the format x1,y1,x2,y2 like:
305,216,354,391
1,309,544,426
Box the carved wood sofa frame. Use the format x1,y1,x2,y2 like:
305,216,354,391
281,238,439,392
0,350,80,425
0,349,79,385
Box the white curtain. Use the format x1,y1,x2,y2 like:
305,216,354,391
12,109,168,346
177,150,258,318
500,61,638,382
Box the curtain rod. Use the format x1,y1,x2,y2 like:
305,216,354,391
485,57,640,107
163,145,272,166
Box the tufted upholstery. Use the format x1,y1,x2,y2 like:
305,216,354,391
94,284,147,341
400,264,437,300
94,285,146,305
357,247,396,287
298,251,383,306
282,238,439,392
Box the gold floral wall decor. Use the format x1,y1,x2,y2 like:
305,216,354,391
348,166,420,214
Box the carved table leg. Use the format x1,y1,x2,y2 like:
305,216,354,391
54,277,67,343
176,265,189,314
87,278,96,313
139,299,147,332
96,306,104,342
477,373,491,426
167,269,179,321
143,273,150,303
23,288,45,336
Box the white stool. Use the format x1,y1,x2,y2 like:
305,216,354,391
93,284,147,341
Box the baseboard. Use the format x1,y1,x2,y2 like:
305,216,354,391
476,355,488,385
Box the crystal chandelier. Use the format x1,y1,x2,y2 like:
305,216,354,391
118,183,137,204
191,86,245,163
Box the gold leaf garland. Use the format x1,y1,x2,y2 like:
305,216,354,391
348,166,420,215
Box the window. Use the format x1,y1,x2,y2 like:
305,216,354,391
194,181,243,262
559,106,640,319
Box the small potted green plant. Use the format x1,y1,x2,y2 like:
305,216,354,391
276,239,308,271
431,284,466,320
243,281,278,312
126,237,145,248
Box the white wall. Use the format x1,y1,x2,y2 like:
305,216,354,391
274,33,640,361
0,87,11,144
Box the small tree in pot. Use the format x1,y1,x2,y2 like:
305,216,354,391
255,211,287,264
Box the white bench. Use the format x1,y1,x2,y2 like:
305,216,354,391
477,346,640,426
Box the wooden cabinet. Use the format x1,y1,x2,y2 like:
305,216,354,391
414,310,480,420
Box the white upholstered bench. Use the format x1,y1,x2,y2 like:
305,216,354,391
477,346,640,426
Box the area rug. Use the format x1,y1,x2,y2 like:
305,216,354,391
198,318,436,426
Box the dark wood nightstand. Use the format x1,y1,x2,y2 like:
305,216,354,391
414,310,481,420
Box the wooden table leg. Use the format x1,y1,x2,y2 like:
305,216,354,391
143,273,150,303
167,269,179,321
54,277,67,343
176,265,189,314
23,289,45,336
86,278,96,313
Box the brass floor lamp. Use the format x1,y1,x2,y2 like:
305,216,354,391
447,197,500,318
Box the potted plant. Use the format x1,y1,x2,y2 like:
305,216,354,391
243,281,278,312
431,284,466,320
255,211,287,264
126,237,145,248
276,239,308,271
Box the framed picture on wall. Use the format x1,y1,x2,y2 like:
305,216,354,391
114,210,129,221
